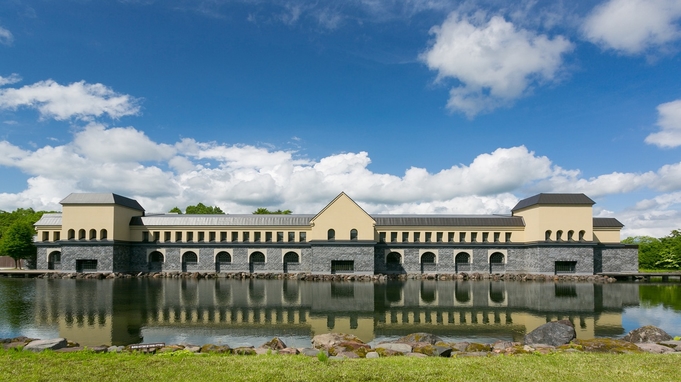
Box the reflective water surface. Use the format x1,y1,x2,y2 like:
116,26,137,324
0,278,679,348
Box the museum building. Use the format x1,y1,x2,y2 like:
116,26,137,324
33,192,638,275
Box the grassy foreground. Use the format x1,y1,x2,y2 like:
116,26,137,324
1,350,680,382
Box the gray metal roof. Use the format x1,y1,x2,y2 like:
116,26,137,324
593,217,624,228
60,193,145,211
512,193,595,212
131,214,315,227
372,215,525,227
34,213,63,226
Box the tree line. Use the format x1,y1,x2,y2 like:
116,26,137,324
623,229,681,270
0,208,48,269
169,204,291,215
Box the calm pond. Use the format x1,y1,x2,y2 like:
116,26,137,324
0,278,679,348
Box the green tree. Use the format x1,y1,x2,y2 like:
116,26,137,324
0,221,37,269
169,207,182,214
252,208,292,214
184,203,224,214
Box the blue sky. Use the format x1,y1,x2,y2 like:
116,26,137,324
0,0,680,237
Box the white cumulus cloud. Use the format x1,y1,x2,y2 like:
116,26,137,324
0,26,13,46
582,0,681,55
0,79,140,121
0,74,21,86
421,11,573,117
645,99,681,148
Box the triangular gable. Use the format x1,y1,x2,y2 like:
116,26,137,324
311,192,375,224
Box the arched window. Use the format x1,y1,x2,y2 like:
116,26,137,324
490,282,505,304
545,230,552,241
216,251,231,263
89,229,97,240
250,252,265,263
149,251,164,263
386,252,401,264
420,282,436,303
48,251,61,270
567,230,574,241
455,252,470,264
283,252,299,263
556,230,563,241
68,229,75,240
100,229,107,240
579,230,586,241
78,229,86,240
350,229,358,241
182,251,198,263
489,252,505,264
327,229,335,241
455,283,470,303
421,252,436,264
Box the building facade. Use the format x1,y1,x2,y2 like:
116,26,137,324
33,192,638,275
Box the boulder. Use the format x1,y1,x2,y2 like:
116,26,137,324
365,352,379,359
451,342,470,352
636,343,676,354
233,347,256,355
571,339,641,353
278,348,299,355
524,320,576,346
336,351,360,359
260,337,287,350
659,340,681,350
376,342,412,354
24,338,68,352
622,326,673,343
199,344,231,353
406,352,428,358
396,333,443,345
312,333,364,350
301,348,326,357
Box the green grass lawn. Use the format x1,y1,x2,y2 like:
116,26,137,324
1,350,680,382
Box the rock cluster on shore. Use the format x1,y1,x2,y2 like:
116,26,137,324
34,271,618,283
3,325,680,357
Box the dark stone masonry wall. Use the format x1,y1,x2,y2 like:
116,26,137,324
35,242,637,275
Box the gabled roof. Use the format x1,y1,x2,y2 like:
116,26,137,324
60,193,145,212
512,193,595,212
310,192,375,224
131,214,314,226
593,217,624,228
372,215,524,227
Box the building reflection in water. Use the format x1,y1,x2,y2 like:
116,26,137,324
25,279,641,346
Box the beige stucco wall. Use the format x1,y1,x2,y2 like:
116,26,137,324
61,204,143,241
593,228,621,243
309,193,376,241
514,205,593,242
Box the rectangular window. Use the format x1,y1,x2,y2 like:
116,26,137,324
379,232,386,242
482,232,489,243
198,232,205,242
220,232,227,242
402,232,409,242
153,231,160,242
448,232,454,242
493,232,500,243
265,232,272,243
424,232,431,242
187,232,194,242
277,232,284,242
299,232,306,242
209,231,216,242
231,232,238,242
390,232,397,243
175,231,183,242
555,261,577,274
76,259,98,273
436,232,443,243
505,232,512,243
459,232,466,242
413,232,421,242
54,231,60,241
243,232,250,242
288,232,295,242
254,232,261,242
42,232,49,241
164,231,171,242
142,232,149,242
331,260,354,274
555,284,577,297
471,232,478,242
